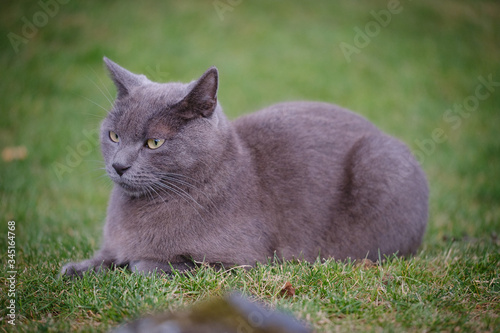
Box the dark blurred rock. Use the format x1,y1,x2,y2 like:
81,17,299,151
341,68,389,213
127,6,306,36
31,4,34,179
111,292,311,333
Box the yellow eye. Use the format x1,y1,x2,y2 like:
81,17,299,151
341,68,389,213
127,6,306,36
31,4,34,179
109,131,119,143
146,138,165,149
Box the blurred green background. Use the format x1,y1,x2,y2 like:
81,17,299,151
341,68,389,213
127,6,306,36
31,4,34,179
2,0,498,242
0,0,499,330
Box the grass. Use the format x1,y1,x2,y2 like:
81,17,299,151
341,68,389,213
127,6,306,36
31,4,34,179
0,0,499,331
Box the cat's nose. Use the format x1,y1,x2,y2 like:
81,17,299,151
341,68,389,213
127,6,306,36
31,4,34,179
112,163,131,176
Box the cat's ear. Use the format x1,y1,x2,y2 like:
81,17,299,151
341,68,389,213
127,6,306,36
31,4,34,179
177,67,219,119
103,57,148,99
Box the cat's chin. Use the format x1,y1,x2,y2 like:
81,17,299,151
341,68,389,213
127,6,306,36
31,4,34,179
115,182,147,198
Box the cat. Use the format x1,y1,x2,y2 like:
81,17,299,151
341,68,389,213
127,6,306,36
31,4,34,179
61,57,428,277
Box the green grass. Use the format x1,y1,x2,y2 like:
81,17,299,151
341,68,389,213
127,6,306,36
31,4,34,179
1,0,499,331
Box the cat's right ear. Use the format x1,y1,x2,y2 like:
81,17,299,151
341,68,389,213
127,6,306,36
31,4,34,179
176,67,219,120
103,57,148,99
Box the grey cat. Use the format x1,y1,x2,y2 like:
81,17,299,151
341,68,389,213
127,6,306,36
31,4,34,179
61,57,428,277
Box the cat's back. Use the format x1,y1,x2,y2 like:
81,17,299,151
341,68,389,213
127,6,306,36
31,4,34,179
233,101,379,161
232,101,427,260
232,101,385,204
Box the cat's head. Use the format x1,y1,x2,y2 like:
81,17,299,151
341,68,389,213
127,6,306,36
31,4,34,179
100,57,228,197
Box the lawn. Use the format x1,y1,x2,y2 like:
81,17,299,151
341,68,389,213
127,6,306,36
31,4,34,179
1,0,499,331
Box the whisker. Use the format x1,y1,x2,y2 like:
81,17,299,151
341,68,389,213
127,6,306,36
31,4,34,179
138,186,154,208
147,185,169,205
79,112,105,120
98,177,113,192
160,175,198,190
155,181,203,210
85,69,114,107
159,172,202,184
159,174,223,217
96,173,110,181
82,96,110,113
90,66,115,103
152,183,207,223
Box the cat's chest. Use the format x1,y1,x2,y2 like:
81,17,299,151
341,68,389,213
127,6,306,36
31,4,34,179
104,195,206,260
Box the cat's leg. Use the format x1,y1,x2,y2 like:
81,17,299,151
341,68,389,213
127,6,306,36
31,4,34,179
60,249,118,278
131,260,243,275
130,259,196,275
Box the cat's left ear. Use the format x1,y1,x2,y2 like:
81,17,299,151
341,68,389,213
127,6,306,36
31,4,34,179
177,67,218,119
104,57,148,99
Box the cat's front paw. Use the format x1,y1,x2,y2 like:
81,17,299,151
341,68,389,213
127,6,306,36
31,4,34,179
60,259,99,278
60,262,86,278
60,256,116,278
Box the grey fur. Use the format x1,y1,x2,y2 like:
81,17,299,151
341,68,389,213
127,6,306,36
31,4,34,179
61,58,428,277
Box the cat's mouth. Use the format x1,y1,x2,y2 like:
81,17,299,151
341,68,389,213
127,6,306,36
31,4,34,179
107,169,150,197
115,181,147,197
